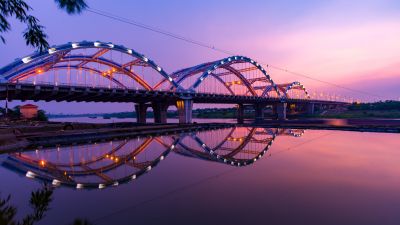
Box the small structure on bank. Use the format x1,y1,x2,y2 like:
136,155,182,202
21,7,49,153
20,104,38,119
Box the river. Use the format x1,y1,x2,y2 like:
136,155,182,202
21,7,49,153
0,125,399,225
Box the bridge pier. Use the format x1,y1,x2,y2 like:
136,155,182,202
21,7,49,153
306,103,315,115
237,103,244,124
152,102,169,124
277,102,287,120
177,99,193,124
255,104,266,122
135,103,149,123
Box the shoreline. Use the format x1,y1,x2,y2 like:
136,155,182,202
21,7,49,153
0,119,399,153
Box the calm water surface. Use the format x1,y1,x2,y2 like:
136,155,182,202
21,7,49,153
0,126,399,225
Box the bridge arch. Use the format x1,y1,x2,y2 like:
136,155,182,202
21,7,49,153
156,56,281,97
0,41,180,91
277,81,311,100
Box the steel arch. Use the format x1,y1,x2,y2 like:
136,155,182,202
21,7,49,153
163,56,281,97
0,41,180,90
277,81,311,100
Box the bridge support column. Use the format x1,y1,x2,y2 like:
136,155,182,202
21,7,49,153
135,103,149,123
255,104,265,122
152,102,169,124
177,99,193,124
277,102,287,120
306,103,315,115
237,104,244,124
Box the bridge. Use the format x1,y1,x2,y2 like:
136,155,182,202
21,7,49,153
2,126,304,189
0,41,347,123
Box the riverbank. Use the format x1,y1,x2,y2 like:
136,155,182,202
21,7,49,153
1,118,399,153
0,122,233,153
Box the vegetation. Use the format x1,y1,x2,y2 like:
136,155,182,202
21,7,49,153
317,101,400,119
0,0,88,51
0,106,48,121
0,185,92,225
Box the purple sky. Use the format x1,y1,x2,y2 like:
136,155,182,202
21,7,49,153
0,0,399,113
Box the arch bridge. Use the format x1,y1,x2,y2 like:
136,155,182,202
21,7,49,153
0,41,347,123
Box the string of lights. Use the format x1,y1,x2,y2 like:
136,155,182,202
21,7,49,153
86,7,390,101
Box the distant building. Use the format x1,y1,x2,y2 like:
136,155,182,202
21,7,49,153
20,104,38,119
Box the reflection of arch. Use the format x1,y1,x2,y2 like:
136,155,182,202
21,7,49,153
1,127,306,189
156,56,281,97
174,127,278,166
0,41,180,90
277,82,310,100
2,136,178,189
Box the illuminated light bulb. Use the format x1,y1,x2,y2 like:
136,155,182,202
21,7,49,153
107,43,114,48
48,48,57,54
26,171,35,178
168,77,173,82
170,145,175,150
36,69,43,74
157,66,162,72
132,174,137,180
94,42,101,47
112,68,116,72
39,160,46,167
22,56,32,64
76,184,83,189
143,57,148,62
160,156,164,160
146,166,152,171
71,43,79,48
98,184,106,189
113,182,119,186
127,49,133,54
52,179,61,186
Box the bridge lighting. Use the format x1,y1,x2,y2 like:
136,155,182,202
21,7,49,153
72,43,79,48
146,166,152,171
143,57,148,62
127,49,133,54
113,182,119,186
52,179,61,186
112,68,117,72
171,145,175,150
39,160,46,167
131,175,137,180
107,43,114,48
36,68,43,74
76,184,84,189
157,66,162,72
26,171,35,178
160,156,165,160
228,58,232,62
168,77,173,82
98,184,106,189
22,56,32,64
48,48,57,54
94,42,101,47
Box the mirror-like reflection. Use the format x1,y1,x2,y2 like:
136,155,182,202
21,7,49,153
2,127,304,190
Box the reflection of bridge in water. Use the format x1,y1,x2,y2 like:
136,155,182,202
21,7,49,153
0,41,347,123
2,127,304,190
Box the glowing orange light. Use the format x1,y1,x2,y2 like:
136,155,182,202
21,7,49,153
36,69,43,74
39,160,46,167
112,68,116,72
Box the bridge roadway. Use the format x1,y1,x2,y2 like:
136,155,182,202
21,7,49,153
0,83,347,123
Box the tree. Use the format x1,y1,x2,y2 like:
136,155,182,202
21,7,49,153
0,0,88,51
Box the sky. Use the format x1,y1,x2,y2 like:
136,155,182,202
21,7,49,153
0,0,399,113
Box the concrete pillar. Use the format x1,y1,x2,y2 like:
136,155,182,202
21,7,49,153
176,99,193,124
306,103,315,115
254,104,265,122
152,102,169,124
237,103,244,124
135,103,149,123
277,102,287,120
